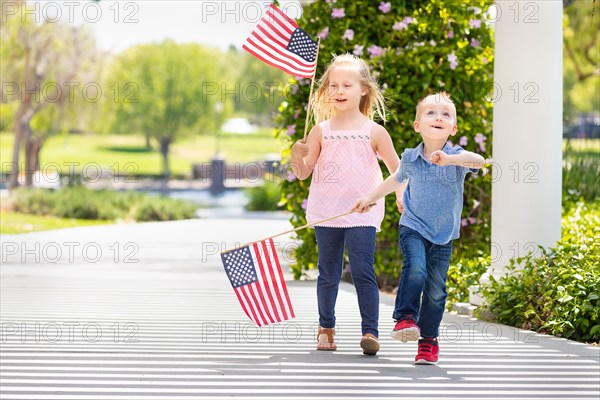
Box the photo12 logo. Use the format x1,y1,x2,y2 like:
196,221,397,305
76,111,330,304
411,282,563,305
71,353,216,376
1,1,140,24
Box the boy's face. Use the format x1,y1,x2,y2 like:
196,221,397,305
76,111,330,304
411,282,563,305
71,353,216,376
414,96,458,140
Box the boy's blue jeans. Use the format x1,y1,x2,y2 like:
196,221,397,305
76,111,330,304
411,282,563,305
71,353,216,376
314,226,379,337
394,225,453,338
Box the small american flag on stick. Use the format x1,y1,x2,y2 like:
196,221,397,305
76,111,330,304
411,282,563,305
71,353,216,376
242,3,318,78
221,238,295,326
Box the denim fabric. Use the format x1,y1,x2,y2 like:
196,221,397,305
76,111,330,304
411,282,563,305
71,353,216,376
314,226,379,337
394,225,453,338
396,142,476,244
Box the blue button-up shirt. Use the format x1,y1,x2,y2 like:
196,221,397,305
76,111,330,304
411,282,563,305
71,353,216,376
396,142,476,245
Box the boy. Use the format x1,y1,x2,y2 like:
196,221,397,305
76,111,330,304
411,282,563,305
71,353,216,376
354,92,485,364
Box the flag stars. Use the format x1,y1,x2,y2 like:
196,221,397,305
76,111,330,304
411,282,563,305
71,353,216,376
222,247,258,288
287,28,317,63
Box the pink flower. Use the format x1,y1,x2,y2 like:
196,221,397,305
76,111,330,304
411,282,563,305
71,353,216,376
379,2,391,13
468,217,477,225
293,109,301,119
367,45,383,57
448,51,458,70
287,125,296,136
317,26,329,39
301,199,308,210
474,133,486,152
482,56,488,64
353,44,364,56
461,218,468,227
447,30,454,39
459,136,468,146
331,8,345,19
286,170,297,182
393,16,414,31
469,19,482,29
470,38,479,48
342,29,354,41
291,85,299,95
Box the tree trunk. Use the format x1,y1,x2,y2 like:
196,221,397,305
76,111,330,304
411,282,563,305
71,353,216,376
32,137,43,171
145,131,152,149
24,125,35,188
8,107,26,189
159,138,171,179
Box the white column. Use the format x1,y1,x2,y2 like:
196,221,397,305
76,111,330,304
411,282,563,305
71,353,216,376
471,1,563,305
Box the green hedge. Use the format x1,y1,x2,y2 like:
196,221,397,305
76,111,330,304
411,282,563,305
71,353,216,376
11,187,197,222
482,201,600,342
277,0,494,282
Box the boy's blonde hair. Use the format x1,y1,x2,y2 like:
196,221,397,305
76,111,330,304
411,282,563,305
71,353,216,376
415,91,456,120
311,54,386,124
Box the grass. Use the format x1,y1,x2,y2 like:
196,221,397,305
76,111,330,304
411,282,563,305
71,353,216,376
1,210,112,234
0,129,283,178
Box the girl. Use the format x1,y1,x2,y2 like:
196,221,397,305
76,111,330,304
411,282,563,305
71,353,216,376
290,54,402,356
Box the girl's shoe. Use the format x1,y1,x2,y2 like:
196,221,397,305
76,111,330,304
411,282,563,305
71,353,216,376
316,327,336,351
414,337,439,364
360,333,380,356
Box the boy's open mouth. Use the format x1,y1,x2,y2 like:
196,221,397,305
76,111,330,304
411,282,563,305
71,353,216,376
432,124,443,129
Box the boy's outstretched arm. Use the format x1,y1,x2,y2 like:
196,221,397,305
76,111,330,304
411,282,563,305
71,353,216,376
353,173,406,213
430,150,485,169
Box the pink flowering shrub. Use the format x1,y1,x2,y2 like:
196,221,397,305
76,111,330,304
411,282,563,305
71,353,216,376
276,0,494,282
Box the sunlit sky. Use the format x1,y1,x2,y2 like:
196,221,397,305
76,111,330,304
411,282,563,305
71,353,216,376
22,0,304,53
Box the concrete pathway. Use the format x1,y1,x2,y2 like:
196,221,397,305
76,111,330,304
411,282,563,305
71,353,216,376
1,216,598,399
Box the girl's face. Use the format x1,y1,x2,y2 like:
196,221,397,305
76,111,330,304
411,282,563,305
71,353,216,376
327,67,366,113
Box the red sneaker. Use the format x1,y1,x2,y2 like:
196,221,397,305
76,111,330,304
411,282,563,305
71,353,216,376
390,318,420,342
415,338,439,365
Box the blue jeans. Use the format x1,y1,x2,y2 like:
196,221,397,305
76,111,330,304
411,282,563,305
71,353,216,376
314,226,379,337
394,225,453,338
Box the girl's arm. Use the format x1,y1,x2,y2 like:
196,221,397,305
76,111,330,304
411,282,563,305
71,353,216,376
354,172,405,213
372,124,405,211
290,125,322,180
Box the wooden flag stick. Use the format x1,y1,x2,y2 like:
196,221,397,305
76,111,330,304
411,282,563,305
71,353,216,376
302,37,321,142
221,204,375,255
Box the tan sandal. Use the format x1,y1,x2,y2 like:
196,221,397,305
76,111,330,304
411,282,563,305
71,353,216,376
316,327,336,351
360,333,380,356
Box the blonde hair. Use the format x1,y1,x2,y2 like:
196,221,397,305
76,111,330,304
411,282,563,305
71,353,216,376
415,91,456,120
311,54,386,124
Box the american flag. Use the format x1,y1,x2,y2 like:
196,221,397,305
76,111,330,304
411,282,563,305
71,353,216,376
221,239,295,326
242,3,318,78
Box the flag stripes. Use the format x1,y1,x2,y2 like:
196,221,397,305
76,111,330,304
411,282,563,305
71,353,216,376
242,4,317,78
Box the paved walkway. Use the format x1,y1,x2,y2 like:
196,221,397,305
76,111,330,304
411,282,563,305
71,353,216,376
1,216,598,399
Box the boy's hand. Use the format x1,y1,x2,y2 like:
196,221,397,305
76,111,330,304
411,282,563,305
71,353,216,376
353,197,375,213
430,150,451,166
291,140,309,160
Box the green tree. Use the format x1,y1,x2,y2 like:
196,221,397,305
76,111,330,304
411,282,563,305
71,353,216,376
0,1,98,187
235,52,288,125
105,41,222,178
277,0,494,284
563,0,599,123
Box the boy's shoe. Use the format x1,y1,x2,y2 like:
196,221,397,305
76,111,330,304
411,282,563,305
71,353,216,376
415,337,439,365
316,327,336,351
390,318,420,342
359,333,380,356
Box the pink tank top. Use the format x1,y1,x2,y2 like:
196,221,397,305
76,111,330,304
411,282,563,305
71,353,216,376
306,119,385,231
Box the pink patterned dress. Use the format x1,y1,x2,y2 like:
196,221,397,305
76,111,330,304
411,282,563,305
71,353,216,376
306,119,385,231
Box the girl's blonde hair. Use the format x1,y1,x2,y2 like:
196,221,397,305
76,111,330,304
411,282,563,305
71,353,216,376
311,54,386,124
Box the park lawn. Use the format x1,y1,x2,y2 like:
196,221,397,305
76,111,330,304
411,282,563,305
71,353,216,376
0,211,113,234
0,129,283,177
